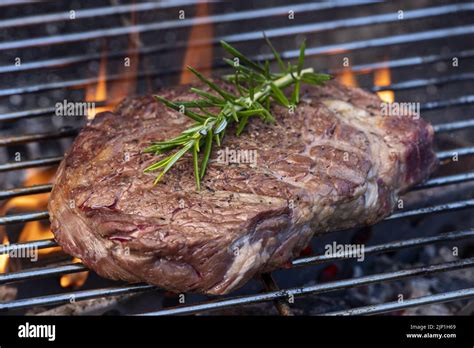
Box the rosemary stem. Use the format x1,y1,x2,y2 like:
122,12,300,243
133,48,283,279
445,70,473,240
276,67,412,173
206,67,315,133
252,67,314,102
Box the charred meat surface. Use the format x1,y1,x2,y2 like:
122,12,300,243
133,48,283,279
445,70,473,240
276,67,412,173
48,81,438,294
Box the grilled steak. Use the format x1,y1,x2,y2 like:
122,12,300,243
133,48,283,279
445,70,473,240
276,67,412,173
48,80,438,294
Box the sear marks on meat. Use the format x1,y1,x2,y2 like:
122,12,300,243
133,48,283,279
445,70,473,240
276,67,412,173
48,80,438,294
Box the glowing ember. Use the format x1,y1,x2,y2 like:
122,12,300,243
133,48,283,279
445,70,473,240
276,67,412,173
374,66,395,103
60,258,88,288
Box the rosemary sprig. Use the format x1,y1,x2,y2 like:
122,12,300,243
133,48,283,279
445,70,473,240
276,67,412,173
144,38,331,190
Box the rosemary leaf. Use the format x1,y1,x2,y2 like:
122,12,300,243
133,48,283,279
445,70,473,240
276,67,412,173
154,96,206,123
297,39,306,75
193,143,200,191
220,40,265,74
200,129,213,179
263,32,286,72
153,141,194,185
187,66,236,102
270,83,290,107
236,114,249,136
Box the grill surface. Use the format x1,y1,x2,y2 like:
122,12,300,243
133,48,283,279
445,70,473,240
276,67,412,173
0,0,473,316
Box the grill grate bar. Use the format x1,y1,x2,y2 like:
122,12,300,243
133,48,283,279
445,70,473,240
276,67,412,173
433,119,474,133
415,172,474,190
281,25,474,61
371,72,474,92
0,102,106,122
334,49,474,74
0,128,78,147
0,156,61,173
437,147,474,160
2,228,472,285
138,258,474,316
387,199,474,220
324,287,474,316
293,228,474,266
0,0,214,30
0,239,56,255
2,197,473,226
0,0,378,52
0,184,52,200
1,258,472,313
0,211,49,225
0,263,86,285
421,95,474,111
0,284,156,312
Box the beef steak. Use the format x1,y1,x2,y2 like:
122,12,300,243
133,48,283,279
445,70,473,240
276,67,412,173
48,80,438,294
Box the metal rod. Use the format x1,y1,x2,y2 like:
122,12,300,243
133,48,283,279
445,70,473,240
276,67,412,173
138,258,474,316
414,172,474,190
433,119,474,133
421,95,474,111
0,1,377,52
0,284,156,311
0,263,86,285
437,147,474,160
285,25,474,60
0,239,56,255
0,211,49,225
0,102,106,122
0,156,61,172
0,107,58,122
0,0,214,29
332,49,474,74
387,199,474,220
372,73,474,92
324,287,474,316
0,128,78,146
292,228,474,267
0,184,53,200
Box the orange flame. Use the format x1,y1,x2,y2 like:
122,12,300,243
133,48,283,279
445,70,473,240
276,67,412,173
0,167,89,287
1,168,59,257
338,68,358,87
0,235,8,273
86,48,110,119
374,65,394,103
109,5,139,105
179,2,214,84
60,258,88,288
86,6,140,119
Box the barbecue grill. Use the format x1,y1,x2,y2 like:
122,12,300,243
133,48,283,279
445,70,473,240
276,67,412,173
0,0,473,316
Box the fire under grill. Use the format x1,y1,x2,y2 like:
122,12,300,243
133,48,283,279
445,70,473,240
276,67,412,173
0,0,473,316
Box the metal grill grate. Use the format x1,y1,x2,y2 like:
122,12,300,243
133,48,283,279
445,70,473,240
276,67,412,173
0,0,473,316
